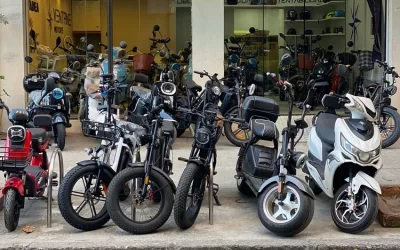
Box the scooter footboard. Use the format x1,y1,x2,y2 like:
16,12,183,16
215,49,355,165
349,171,382,195
257,175,315,199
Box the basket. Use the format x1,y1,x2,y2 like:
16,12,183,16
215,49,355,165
133,54,154,74
81,120,122,142
0,147,33,172
298,54,316,70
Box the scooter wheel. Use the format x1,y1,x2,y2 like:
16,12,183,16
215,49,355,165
331,184,378,234
4,189,20,232
55,123,66,151
257,183,314,237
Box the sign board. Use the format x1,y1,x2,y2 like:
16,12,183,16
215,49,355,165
176,0,326,7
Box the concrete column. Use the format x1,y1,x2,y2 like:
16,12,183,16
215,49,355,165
0,0,27,132
191,0,224,85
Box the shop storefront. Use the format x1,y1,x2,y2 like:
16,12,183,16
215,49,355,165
0,0,395,130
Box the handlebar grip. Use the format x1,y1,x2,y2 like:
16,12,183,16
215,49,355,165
177,107,191,113
194,71,203,75
151,104,164,114
231,117,245,123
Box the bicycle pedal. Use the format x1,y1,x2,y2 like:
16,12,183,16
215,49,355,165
52,180,59,187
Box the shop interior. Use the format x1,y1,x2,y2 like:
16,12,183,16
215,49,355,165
25,0,387,116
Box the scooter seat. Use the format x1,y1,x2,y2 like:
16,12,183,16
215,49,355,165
250,118,279,141
184,79,202,92
131,86,152,104
27,128,48,150
315,113,339,145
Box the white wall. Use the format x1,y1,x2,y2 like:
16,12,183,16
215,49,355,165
0,0,26,132
192,0,224,85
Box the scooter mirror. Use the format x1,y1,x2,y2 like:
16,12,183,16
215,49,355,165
249,27,256,34
132,46,138,52
224,38,229,43
72,61,81,70
25,56,33,64
87,44,95,52
279,33,286,40
347,41,354,48
153,25,160,32
120,41,128,49
328,45,334,50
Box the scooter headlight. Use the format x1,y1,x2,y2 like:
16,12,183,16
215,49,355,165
53,88,64,100
212,86,221,96
340,133,381,163
196,127,210,145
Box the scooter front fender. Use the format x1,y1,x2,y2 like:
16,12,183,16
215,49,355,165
53,113,67,125
2,177,25,196
257,175,315,199
348,171,381,195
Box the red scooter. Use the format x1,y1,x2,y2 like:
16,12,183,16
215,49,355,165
0,78,57,231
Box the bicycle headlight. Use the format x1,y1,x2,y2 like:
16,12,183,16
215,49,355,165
391,86,397,96
52,88,64,100
196,127,210,145
248,84,255,95
340,133,381,163
212,86,221,96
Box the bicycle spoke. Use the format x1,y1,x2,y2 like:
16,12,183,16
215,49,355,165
75,198,89,214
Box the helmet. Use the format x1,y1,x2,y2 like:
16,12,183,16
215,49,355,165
300,10,311,20
287,28,297,35
334,10,345,17
323,11,335,19
286,9,298,21
305,29,313,35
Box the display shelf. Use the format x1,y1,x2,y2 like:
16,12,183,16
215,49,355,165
176,1,345,9
286,33,345,37
285,17,345,22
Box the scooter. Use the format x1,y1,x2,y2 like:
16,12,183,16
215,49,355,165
0,79,58,231
24,57,71,151
235,54,315,237
304,91,382,234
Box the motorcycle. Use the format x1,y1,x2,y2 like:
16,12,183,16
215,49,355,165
304,90,382,234
58,73,146,231
221,66,258,147
106,81,177,234
351,57,400,148
174,70,227,229
0,79,59,231
235,54,314,236
278,33,317,102
24,56,71,151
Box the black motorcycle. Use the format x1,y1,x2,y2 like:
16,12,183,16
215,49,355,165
221,66,258,147
24,56,71,150
106,81,177,234
174,70,235,229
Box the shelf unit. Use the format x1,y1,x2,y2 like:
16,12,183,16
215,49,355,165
285,17,345,22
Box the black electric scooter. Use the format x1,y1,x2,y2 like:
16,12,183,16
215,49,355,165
235,54,315,237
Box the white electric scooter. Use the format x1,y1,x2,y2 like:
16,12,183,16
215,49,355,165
304,92,382,234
